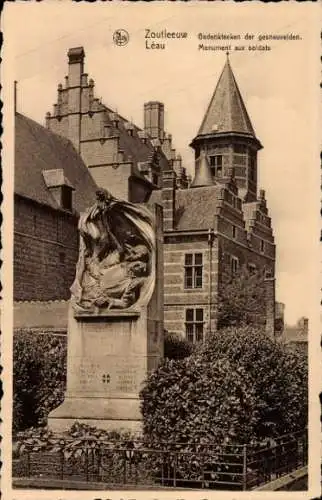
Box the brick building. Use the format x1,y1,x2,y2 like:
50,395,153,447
150,55,275,338
14,112,97,301
14,48,276,338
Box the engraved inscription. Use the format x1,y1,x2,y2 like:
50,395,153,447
70,355,145,394
81,321,143,356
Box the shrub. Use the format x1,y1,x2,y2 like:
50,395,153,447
140,352,259,483
13,330,67,433
140,355,259,448
13,423,151,485
140,325,307,450
199,326,308,437
164,330,194,360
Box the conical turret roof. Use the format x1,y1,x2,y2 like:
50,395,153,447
197,56,256,138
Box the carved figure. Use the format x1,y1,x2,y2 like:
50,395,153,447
71,189,155,312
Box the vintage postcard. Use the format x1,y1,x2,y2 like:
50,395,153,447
1,2,321,500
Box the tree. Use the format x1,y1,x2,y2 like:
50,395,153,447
217,262,267,329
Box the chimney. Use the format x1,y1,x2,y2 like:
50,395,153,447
298,317,308,335
162,170,176,231
66,47,84,152
45,112,51,128
144,101,165,140
264,271,276,338
67,47,85,87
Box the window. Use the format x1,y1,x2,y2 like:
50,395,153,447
232,225,237,239
249,153,256,182
61,186,73,211
185,308,204,343
260,239,265,253
231,256,239,274
184,253,203,289
209,155,223,177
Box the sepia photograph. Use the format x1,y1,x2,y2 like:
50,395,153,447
1,2,321,499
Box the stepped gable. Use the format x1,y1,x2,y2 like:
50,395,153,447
242,189,273,237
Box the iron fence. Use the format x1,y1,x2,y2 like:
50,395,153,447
13,429,307,490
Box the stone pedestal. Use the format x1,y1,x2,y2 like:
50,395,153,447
48,203,163,433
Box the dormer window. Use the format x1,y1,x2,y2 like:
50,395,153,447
42,169,75,212
138,130,148,143
109,112,119,129
61,185,73,211
125,122,135,136
209,155,222,177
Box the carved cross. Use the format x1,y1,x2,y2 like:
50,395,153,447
102,373,111,384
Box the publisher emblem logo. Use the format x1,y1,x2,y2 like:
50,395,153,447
113,29,129,46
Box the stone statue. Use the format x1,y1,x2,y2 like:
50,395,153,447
70,189,155,313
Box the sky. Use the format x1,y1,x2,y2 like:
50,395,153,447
3,1,320,324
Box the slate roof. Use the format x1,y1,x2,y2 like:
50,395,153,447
190,151,214,188
149,185,221,231
197,57,256,138
15,112,98,213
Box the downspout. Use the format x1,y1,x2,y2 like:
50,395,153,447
208,228,215,335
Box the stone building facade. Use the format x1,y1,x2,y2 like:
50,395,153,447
46,47,188,204
14,48,276,338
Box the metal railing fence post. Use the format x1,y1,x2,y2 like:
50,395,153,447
27,451,31,477
173,452,177,488
123,450,127,484
60,450,64,480
242,444,247,491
